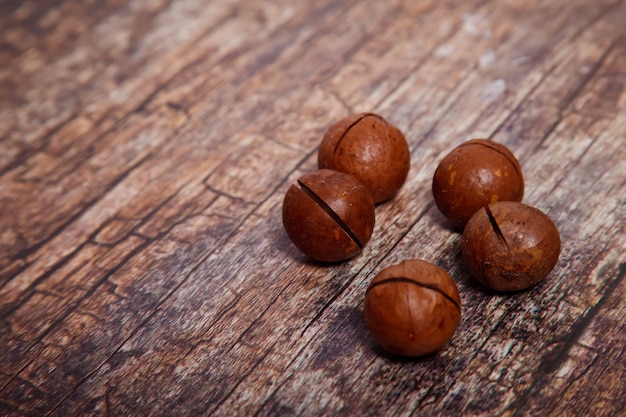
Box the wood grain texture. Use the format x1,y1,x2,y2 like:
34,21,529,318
1,0,625,416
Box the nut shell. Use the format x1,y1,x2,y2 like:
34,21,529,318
432,139,524,229
462,201,561,292
282,169,375,262
318,113,410,203
364,259,461,357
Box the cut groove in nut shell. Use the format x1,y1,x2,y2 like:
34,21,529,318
332,113,385,155
366,276,461,312
485,205,510,250
457,139,524,181
296,179,363,248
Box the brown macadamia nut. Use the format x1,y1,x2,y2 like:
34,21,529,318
282,169,375,263
364,259,462,357
432,139,524,229
462,201,561,292
318,113,410,204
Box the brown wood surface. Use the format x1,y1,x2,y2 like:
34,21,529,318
1,0,625,416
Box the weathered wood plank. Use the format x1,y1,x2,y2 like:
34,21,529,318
0,0,420,412
0,0,624,416
0,0,337,282
236,1,621,414
0,0,360,304
37,0,498,412
512,263,626,417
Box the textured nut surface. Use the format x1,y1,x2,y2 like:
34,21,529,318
282,169,375,262
462,201,561,292
432,139,524,229
318,113,410,203
364,259,462,357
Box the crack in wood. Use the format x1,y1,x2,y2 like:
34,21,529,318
0,148,158,296
508,261,626,416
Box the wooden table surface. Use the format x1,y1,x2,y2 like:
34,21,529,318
1,0,625,416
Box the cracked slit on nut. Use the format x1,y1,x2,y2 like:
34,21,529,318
333,113,384,155
296,180,363,249
366,277,461,312
485,205,510,250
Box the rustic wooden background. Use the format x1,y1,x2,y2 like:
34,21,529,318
1,0,625,416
